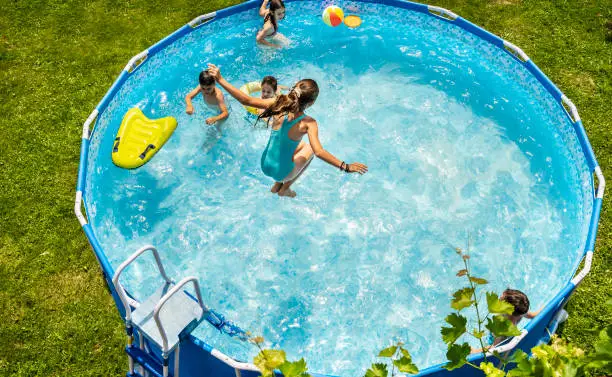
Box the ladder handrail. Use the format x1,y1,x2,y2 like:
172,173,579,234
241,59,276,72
153,276,206,354
112,245,173,322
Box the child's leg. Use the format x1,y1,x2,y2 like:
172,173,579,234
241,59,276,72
278,142,314,197
271,182,283,193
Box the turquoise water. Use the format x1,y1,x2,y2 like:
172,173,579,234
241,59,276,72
85,1,593,375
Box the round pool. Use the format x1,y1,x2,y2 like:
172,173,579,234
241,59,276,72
83,1,594,375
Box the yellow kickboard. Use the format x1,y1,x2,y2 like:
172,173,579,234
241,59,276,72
112,108,177,169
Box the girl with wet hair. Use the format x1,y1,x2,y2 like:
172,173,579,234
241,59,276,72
257,0,286,48
207,63,368,198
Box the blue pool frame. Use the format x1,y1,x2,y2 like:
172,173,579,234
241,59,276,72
74,0,606,376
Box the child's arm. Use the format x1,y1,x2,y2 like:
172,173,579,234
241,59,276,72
185,87,201,114
206,91,229,125
277,85,290,94
526,308,541,319
305,119,368,174
259,0,269,17
208,64,275,109
256,27,281,48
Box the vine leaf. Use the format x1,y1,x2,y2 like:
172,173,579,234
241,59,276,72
443,343,470,371
441,313,467,344
479,362,505,377
472,330,485,339
469,276,488,285
486,292,515,315
485,315,521,338
393,356,419,374
365,363,388,377
279,358,309,377
254,349,286,377
456,269,468,277
451,288,475,311
378,345,397,358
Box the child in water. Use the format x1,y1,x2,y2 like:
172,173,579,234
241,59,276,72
185,70,229,125
207,63,368,198
471,288,540,353
257,0,286,48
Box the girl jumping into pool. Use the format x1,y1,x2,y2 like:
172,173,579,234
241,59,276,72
207,63,368,198
257,0,286,48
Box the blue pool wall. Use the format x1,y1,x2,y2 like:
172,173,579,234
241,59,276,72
74,0,605,376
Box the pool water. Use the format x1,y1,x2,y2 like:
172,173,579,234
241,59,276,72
85,1,593,375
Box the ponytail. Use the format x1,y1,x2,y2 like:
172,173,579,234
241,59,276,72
256,79,319,127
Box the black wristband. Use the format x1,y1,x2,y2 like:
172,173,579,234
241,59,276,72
344,163,350,172
340,161,346,171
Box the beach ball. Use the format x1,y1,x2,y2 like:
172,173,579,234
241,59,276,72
322,6,344,27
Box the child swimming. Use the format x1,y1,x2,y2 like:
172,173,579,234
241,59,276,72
207,63,368,198
257,0,286,48
471,288,540,353
185,70,229,125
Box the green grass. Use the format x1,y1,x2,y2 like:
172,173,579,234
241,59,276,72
0,0,610,376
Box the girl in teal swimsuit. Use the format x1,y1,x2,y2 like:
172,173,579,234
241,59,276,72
207,64,368,198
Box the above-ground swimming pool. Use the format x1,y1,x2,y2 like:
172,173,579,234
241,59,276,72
75,1,605,376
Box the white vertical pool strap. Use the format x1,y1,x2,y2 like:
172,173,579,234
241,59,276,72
570,251,594,286
595,166,605,199
83,109,98,140
74,191,87,226
503,41,530,62
124,50,149,73
188,12,216,28
561,95,581,123
427,5,458,21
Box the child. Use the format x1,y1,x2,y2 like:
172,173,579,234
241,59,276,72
185,70,229,125
260,76,280,99
257,0,286,48
207,63,368,198
472,289,540,353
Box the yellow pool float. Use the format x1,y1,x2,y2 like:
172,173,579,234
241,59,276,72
239,81,262,115
111,108,177,169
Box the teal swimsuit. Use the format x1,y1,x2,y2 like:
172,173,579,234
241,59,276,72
261,114,306,182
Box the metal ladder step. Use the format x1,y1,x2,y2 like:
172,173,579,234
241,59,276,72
126,345,172,377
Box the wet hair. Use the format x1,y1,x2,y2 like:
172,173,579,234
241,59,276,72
263,0,285,32
502,289,530,316
199,70,215,87
261,76,278,92
257,79,319,125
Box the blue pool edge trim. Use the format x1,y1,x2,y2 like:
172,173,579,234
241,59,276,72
73,1,607,376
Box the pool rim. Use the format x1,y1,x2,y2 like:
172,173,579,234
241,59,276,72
74,0,606,375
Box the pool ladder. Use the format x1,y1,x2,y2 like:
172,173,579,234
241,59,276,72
112,245,206,377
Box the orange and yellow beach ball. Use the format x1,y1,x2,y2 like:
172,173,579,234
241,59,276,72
322,6,344,27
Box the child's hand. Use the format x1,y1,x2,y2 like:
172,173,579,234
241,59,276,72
207,64,222,81
186,105,194,115
206,117,217,125
347,162,368,174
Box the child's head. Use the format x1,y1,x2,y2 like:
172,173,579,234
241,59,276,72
199,70,216,95
261,76,278,99
258,79,319,122
269,0,286,21
501,289,530,321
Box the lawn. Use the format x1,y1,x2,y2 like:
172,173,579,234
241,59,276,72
0,0,610,376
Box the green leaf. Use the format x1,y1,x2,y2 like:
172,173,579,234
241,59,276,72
472,330,485,339
393,356,419,374
254,349,287,377
378,345,397,358
451,288,475,311
279,359,308,377
399,347,412,359
364,363,388,377
443,343,470,371
469,276,488,285
441,313,467,344
479,362,505,377
486,292,515,315
486,315,521,338
508,349,533,376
